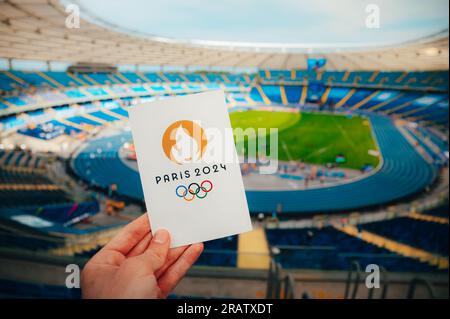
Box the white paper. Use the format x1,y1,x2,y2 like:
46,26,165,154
128,90,252,247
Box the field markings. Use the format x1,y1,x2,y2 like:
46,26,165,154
233,110,378,170
281,140,294,161
304,146,330,160
332,117,358,153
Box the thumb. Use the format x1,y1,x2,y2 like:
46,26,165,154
141,229,171,272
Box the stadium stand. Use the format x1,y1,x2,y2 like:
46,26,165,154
0,150,46,169
1,70,448,136
422,203,449,218
0,167,69,209
196,236,238,267
266,226,441,272
248,83,449,127
259,70,449,91
0,0,448,300
0,279,81,299
361,217,449,257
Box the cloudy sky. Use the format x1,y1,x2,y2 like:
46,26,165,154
75,0,449,45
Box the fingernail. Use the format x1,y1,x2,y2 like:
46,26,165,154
194,243,204,253
153,230,169,244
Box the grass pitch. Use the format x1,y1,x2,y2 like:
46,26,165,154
230,110,380,169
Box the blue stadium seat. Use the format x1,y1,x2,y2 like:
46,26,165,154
266,227,441,272
361,217,449,256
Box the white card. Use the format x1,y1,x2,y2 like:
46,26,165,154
128,90,252,247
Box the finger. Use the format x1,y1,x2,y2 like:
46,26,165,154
103,214,150,255
154,245,189,279
139,229,171,272
127,232,153,258
157,243,203,298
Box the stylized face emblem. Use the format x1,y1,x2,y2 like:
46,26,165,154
162,120,208,164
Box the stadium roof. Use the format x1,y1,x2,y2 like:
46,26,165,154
0,0,448,71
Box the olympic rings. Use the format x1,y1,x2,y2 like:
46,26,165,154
175,180,213,201
175,185,187,197
201,180,213,192
188,183,201,195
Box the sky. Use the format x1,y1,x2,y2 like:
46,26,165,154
73,0,449,47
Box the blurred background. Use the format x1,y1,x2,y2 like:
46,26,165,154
0,0,448,299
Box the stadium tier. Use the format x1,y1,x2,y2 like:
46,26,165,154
266,226,441,272
1,70,448,130
422,202,449,218
260,70,449,91
195,236,238,267
249,84,449,127
0,153,70,209
70,113,438,213
361,217,448,257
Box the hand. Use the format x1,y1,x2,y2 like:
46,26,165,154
81,214,203,299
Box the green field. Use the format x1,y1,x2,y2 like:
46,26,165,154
230,110,380,169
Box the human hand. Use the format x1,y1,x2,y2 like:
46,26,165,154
81,214,203,299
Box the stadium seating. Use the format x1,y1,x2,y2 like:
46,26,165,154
0,229,63,251
284,85,303,104
0,201,100,225
0,71,251,123
18,122,66,140
404,126,447,164
361,217,449,256
42,71,83,87
9,71,57,88
0,150,46,169
0,188,69,209
0,167,49,183
248,84,449,126
422,203,449,218
1,69,448,130
65,89,86,99
0,279,81,299
195,236,238,267
266,227,440,272
0,158,70,209
259,70,449,91
0,198,102,256
417,126,448,151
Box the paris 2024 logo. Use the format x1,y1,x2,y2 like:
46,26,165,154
162,120,213,201
162,120,208,165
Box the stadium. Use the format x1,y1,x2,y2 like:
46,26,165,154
0,0,448,299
